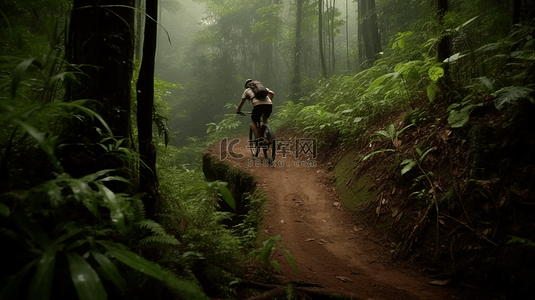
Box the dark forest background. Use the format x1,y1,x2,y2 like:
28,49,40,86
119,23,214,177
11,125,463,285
1,0,535,299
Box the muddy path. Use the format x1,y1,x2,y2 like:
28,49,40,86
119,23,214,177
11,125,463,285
207,136,460,300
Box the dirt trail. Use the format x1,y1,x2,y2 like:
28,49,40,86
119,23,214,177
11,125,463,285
209,136,459,300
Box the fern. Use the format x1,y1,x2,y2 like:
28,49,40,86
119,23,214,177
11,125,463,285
136,220,180,246
492,86,535,110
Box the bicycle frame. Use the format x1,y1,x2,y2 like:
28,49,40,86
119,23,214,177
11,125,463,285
238,111,276,162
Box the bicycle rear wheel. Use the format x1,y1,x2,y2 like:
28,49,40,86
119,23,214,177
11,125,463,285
262,124,276,162
249,126,260,157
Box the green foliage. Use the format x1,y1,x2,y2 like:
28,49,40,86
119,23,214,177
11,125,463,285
0,53,207,299
374,123,414,143
206,180,236,211
492,86,535,111
507,236,535,249
253,235,299,274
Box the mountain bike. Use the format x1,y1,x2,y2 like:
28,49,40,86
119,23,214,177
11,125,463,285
238,112,276,162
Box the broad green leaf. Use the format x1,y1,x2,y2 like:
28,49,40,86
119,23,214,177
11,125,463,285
340,109,353,114
11,57,36,98
270,260,281,273
69,180,98,217
428,67,444,82
95,183,125,230
367,73,395,91
443,52,466,63
400,159,416,175
98,241,166,281
91,251,127,293
260,235,280,266
66,253,107,300
282,249,299,274
28,249,56,300
0,202,10,217
353,117,363,123
448,109,470,128
218,184,236,211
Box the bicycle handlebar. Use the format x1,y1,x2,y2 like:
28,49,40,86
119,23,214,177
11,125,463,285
237,111,252,116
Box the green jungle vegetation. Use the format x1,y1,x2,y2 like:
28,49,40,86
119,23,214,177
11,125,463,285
1,0,534,299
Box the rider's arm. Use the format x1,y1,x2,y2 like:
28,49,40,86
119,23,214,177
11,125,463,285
236,95,247,113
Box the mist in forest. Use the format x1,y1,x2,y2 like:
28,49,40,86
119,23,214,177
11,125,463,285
154,0,360,147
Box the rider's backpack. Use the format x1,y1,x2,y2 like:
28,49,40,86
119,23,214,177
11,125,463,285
249,80,269,99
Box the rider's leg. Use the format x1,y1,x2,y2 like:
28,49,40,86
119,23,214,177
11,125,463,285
251,120,261,139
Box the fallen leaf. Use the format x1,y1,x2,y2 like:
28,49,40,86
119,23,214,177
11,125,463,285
429,280,450,286
305,238,315,242
335,276,353,283
317,238,328,245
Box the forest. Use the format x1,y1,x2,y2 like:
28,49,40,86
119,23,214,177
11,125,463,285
1,0,534,299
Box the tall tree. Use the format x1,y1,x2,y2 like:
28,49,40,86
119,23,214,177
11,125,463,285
137,0,160,219
330,0,336,74
292,0,304,98
357,0,381,69
65,0,135,178
319,0,328,77
345,0,350,72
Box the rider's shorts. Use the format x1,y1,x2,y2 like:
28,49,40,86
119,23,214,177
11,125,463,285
251,104,272,123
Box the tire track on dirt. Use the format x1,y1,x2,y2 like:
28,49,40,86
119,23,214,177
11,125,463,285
209,136,458,300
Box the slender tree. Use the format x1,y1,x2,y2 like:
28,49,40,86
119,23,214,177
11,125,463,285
292,0,304,98
137,0,160,219
319,0,328,77
330,0,336,74
346,0,350,72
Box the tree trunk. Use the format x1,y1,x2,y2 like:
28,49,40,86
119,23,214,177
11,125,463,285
65,0,135,180
437,0,450,63
291,0,304,98
367,0,382,55
137,0,160,219
346,0,350,72
319,0,328,77
512,0,521,25
357,0,381,69
331,0,336,74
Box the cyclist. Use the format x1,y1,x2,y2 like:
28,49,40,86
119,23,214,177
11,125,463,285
236,79,275,140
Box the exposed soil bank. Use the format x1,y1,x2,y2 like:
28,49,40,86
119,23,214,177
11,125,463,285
203,136,467,300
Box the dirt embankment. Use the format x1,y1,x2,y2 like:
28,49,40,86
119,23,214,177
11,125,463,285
203,136,465,300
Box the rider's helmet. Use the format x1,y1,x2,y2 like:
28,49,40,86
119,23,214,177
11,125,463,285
244,79,253,89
